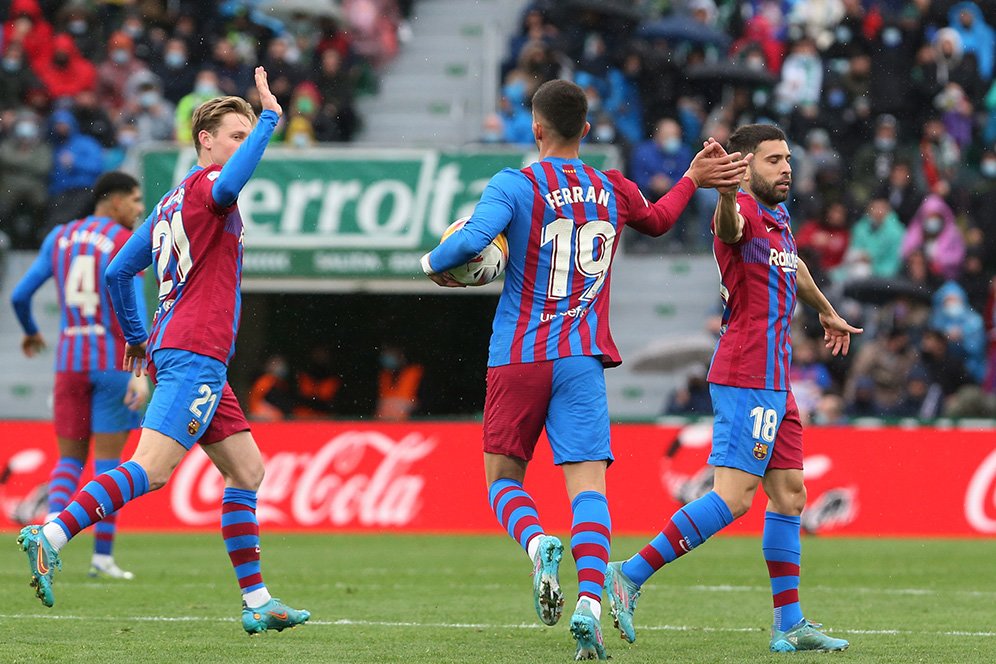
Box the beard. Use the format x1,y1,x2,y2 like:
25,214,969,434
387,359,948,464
750,169,791,207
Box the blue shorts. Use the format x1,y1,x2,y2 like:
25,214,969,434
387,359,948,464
483,355,612,465
54,370,141,441
708,384,803,477
144,348,235,450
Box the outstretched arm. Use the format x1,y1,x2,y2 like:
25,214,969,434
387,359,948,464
211,67,282,207
11,229,56,357
106,214,155,346
797,258,863,356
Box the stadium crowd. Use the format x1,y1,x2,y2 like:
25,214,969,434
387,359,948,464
497,0,996,421
0,0,412,249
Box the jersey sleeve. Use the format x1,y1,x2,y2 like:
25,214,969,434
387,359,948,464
426,169,519,273
105,214,154,344
211,108,279,209
620,174,697,237
10,227,58,335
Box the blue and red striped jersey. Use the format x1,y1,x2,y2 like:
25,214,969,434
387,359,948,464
428,156,697,368
708,191,798,390
11,217,134,372
145,165,244,365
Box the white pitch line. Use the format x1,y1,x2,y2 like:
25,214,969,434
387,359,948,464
0,614,993,637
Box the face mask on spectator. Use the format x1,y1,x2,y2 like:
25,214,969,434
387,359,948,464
660,137,682,154
943,300,965,316
195,80,219,96
53,52,70,67
594,124,615,143
875,137,896,151
296,97,315,114
14,121,38,140
881,27,902,47
68,19,87,35
2,57,20,72
982,160,996,178
924,216,943,235
165,51,185,68
827,89,846,108
118,131,137,148
111,49,130,65
139,90,159,108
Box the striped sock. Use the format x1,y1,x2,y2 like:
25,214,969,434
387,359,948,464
44,461,150,552
222,488,271,608
570,491,611,603
763,511,804,631
92,459,121,556
47,457,84,517
488,479,544,557
621,490,733,587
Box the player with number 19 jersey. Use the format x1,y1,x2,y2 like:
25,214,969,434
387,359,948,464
430,159,697,369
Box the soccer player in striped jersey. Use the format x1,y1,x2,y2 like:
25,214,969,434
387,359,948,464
16,67,309,635
604,124,861,653
421,79,749,660
11,171,149,580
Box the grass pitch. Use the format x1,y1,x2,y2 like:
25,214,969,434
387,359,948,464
1,532,994,663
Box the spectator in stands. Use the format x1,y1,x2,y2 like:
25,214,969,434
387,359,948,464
968,149,996,272
812,393,848,425
313,48,358,142
793,127,841,205
602,50,644,145
935,83,975,151
260,35,303,112
294,345,342,419
72,89,117,150
283,82,320,148
893,365,933,419
59,3,101,61
210,37,253,97
0,41,40,111
3,0,54,72
664,364,713,418
845,326,919,417
248,355,295,421
796,201,851,274
0,111,51,248
790,336,833,424
958,247,991,315
36,33,96,101
930,282,986,383
46,108,103,228
97,31,149,115
375,345,423,421
838,197,905,282
498,76,533,145
918,328,971,405
629,117,695,249
122,77,176,147
174,69,220,143
774,36,823,124
154,38,197,105
901,194,965,281
875,159,924,225
851,114,914,207
948,2,994,81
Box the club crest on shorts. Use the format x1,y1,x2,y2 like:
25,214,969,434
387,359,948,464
753,441,769,460
188,418,201,436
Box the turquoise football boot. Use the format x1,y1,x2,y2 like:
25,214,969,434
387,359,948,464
570,599,608,660
603,561,641,643
770,619,849,652
531,535,565,626
16,525,62,607
242,598,311,635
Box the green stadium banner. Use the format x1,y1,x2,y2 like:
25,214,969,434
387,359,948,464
142,146,617,282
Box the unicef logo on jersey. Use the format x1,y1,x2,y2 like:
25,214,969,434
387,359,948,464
769,248,798,273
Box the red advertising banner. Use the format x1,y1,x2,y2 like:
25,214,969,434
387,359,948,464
1,421,994,536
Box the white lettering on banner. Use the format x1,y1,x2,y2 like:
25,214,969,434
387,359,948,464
965,449,996,533
170,431,436,527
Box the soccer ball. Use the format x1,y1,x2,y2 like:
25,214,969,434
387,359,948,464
439,217,508,286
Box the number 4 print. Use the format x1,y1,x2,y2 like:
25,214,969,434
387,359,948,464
64,254,100,317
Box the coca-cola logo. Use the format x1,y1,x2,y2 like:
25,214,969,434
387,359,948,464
171,430,436,527
965,449,996,534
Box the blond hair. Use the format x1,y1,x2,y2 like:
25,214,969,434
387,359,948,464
191,96,257,154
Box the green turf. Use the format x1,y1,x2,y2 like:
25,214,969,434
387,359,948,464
1,532,994,663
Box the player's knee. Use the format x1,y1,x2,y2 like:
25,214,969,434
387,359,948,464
227,460,264,491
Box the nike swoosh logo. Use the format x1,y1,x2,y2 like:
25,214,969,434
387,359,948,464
36,543,49,575
766,225,777,232
268,611,288,620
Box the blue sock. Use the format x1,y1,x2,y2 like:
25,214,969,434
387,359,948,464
222,487,266,596
47,457,84,514
92,458,121,556
488,479,544,554
763,511,804,631
622,490,733,587
53,460,150,541
570,491,611,602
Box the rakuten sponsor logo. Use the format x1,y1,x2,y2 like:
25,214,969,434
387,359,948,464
965,449,996,534
170,430,436,527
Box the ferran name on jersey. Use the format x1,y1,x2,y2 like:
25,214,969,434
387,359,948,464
544,185,609,210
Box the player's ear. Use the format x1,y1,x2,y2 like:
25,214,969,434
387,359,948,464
197,129,212,151
579,121,590,140
532,120,542,143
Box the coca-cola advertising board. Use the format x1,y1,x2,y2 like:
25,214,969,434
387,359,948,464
1,421,994,536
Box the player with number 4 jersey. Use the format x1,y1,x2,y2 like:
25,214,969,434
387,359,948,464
11,171,149,580
422,79,749,661
16,68,310,635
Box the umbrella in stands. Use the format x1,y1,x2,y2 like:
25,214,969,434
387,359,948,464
259,0,341,17
564,0,644,21
637,16,730,48
686,60,778,87
843,277,933,305
629,335,717,373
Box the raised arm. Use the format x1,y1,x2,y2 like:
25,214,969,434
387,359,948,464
211,67,282,207
797,257,863,356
